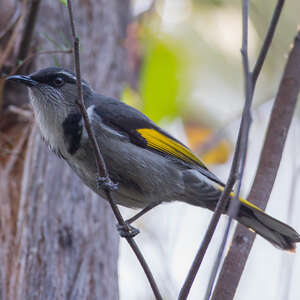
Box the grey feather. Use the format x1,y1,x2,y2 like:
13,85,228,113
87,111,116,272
7,67,300,251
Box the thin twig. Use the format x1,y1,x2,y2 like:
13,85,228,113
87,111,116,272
178,175,236,300
178,1,254,298
205,1,286,298
221,0,253,241
66,1,162,299
203,222,230,300
0,1,21,40
7,105,33,120
16,0,42,66
0,15,23,70
252,0,285,86
226,0,253,219
0,14,23,111
211,29,300,300
11,50,72,74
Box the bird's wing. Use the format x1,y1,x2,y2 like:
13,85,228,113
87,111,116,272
94,97,224,186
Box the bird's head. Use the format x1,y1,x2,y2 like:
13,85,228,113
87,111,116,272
6,67,93,114
7,67,94,151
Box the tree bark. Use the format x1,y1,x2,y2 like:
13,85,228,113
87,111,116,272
0,1,130,299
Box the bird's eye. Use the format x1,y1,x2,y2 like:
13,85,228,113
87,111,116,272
53,76,64,87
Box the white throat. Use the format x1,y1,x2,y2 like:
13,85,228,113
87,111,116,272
28,89,65,154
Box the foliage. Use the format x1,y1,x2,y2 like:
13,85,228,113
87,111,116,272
139,32,186,123
59,0,67,6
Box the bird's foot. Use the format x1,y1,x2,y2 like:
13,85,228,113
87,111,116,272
117,223,140,238
96,176,118,191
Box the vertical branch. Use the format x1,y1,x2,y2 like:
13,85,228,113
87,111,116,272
66,1,162,299
180,0,286,298
206,1,253,297
16,0,42,68
212,29,300,300
178,1,253,298
252,0,285,85
178,176,236,300
204,1,286,298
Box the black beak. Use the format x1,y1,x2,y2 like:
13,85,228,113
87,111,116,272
6,75,38,87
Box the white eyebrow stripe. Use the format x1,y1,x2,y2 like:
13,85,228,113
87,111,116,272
58,71,90,88
58,71,76,80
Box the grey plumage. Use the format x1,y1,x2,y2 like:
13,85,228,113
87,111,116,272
6,67,300,251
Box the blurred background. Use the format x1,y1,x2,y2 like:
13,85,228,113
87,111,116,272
119,0,300,299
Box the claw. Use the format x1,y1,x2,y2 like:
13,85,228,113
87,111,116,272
96,176,118,191
117,223,140,238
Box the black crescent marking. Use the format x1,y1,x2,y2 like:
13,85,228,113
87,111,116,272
62,113,83,155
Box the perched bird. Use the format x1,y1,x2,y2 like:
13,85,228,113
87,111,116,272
7,67,300,251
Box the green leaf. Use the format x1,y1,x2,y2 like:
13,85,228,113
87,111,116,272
59,0,67,6
140,36,184,123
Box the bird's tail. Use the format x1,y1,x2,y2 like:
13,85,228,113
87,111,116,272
183,171,300,252
182,171,300,250
235,198,300,251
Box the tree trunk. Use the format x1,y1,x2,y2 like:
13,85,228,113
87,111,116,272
0,1,130,299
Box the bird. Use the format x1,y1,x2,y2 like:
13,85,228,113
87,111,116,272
7,67,300,251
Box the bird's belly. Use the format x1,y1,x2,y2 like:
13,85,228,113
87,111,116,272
66,137,185,208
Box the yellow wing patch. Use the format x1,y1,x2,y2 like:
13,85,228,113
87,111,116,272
137,128,207,168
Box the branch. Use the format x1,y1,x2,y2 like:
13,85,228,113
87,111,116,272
16,0,42,67
11,49,72,74
205,0,284,299
0,1,21,40
179,0,287,297
211,28,300,300
0,13,23,70
178,2,254,298
66,1,162,299
0,14,23,111
252,0,285,86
